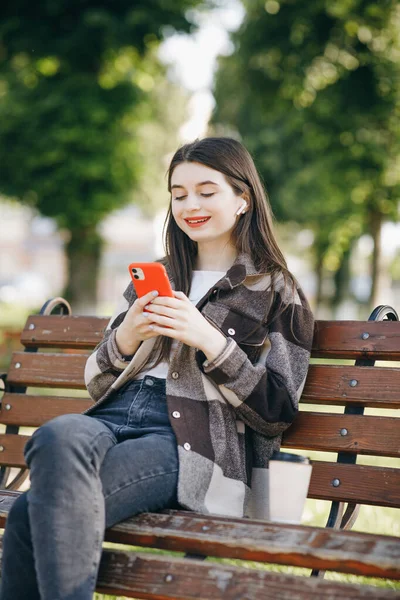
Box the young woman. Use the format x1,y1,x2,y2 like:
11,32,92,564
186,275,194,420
0,137,314,599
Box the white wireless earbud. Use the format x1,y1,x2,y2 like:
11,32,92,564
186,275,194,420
236,201,248,216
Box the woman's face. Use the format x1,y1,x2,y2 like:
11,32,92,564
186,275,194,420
170,161,246,249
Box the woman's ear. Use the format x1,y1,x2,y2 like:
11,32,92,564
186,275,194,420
236,200,248,216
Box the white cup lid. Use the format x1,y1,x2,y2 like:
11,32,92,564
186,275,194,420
270,451,310,464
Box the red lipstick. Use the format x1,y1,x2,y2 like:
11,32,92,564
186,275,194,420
184,217,211,228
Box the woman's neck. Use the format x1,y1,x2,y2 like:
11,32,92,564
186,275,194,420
195,242,237,272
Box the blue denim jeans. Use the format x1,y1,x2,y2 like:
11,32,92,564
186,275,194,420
0,376,179,600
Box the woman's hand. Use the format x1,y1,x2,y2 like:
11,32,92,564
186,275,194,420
143,291,227,362
115,290,160,356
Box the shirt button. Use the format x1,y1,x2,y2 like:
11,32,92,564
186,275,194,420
212,289,217,295
171,371,179,380
172,411,181,419
183,442,191,451
228,328,235,336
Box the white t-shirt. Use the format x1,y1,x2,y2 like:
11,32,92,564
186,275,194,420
135,270,225,380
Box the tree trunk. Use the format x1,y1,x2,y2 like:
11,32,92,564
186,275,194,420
331,246,351,318
314,251,324,313
368,208,382,309
313,232,330,315
63,226,103,314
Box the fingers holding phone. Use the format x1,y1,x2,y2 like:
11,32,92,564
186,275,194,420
115,290,160,356
115,262,174,357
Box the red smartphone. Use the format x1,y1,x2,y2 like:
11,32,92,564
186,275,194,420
128,262,174,299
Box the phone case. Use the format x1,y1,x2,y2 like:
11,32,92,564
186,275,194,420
128,262,173,299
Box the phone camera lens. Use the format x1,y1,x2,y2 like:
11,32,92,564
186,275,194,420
134,275,139,280
132,268,137,273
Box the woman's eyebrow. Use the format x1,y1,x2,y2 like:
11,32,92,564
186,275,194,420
171,180,220,190
197,180,220,187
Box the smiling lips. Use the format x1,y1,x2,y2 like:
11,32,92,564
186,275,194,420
184,216,211,228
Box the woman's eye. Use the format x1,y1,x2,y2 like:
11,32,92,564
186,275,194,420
174,195,187,201
201,193,214,198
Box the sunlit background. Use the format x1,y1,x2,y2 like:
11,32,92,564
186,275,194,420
1,0,399,325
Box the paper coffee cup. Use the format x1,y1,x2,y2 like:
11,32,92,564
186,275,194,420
268,452,312,524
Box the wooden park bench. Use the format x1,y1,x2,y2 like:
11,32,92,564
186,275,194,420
0,297,399,599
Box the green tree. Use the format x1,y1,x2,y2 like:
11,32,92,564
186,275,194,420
0,1,206,311
212,0,400,310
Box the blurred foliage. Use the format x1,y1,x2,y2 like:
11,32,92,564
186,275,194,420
212,0,400,307
0,0,207,309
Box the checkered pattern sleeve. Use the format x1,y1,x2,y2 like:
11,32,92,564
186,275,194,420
84,283,137,401
198,284,314,437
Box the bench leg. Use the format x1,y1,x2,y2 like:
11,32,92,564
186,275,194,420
311,501,361,578
0,468,29,491
340,502,361,530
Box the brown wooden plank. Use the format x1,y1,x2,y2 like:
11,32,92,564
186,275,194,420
0,434,30,467
312,320,400,360
20,316,400,359
104,513,400,581
0,435,397,508
0,393,93,426
282,413,400,457
21,315,109,349
302,365,400,408
0,491,398,589
18,317,400,360
6,352,89,388
309,462,400,508
96,551,399,599
0,491,397,583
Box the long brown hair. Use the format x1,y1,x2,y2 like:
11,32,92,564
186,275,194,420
165,136,291,293
148,137,295,368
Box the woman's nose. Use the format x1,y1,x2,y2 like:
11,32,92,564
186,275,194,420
184,194,201,210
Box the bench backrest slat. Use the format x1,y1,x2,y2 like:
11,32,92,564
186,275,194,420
20,316,400,360
302,365,400,408
1,312,399,512
312,320,400,359
0,394,92,426
309,462,400,508
282,413,399,457
7,352,89,388
21,316,109,349
1,388,397,457
0,434,28,467
0,437,397,508
8,351,400,408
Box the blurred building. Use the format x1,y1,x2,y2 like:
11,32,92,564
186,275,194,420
1,197,399,318
0,199,163,314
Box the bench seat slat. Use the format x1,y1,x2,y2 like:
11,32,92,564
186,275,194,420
104,511,400,580
312,321,400,359
0,491,398,583
302,365,400,408
96,550,400,599
7,352,89,388
0,394,93,426
2,543,393,600
282,413,400,457
21,315,109,349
